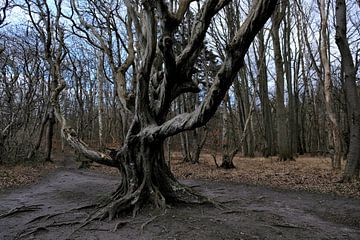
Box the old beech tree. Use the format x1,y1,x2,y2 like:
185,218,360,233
50,0,277,219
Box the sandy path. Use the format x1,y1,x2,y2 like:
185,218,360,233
0,167,359,240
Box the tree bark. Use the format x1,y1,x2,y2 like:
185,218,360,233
283,7,296,156
97,51,105,148
319,0,342,169
335,0,360,181
49,0,278,218
220,94,235,168
27,112,49,160
257,30,274,157
45,108,55,162
271,0,293,160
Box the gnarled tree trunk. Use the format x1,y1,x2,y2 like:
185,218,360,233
42,0,278,219
100,131,207,219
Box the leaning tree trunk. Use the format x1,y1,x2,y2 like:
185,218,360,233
335,0,360,181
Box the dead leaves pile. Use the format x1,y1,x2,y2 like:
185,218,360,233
0,163,56,190
171,153,360,199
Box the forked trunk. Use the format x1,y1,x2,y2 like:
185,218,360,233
47,0,278,220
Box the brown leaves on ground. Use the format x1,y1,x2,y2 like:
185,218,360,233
2,151,358,200
171,153,360,199
0,162,57,190
89,164,119,176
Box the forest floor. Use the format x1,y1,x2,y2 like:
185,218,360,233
0,151,359,239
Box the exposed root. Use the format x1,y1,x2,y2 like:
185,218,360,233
18,220,83,239
168,180,223,209
26,203,96,225
26,214,51,224
219,199,244,204
140,210,167,234
0,204,43,219
222,209,245,214
71,203,98,211
112,220,131,232
16,226,49,240
22,204,101,239
271,223,305,229
46,220,83,228
65,193,134,237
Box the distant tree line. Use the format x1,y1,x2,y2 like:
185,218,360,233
0,0,359,186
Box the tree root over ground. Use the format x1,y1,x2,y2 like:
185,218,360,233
0,204,43,219
13,170,219,239
0,178,210,239
76,167,222,222
65,178,221,238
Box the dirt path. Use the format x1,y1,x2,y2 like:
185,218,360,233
0,165,359,240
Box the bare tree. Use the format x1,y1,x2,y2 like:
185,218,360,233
97,51,105,149
271,0,294,160
65,0,135,142
318,0,342,169
0,0,9,26
335,0,360,181
256,29,275,157
48,0,278,219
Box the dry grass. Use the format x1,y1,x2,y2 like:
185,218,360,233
171,152,360,198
